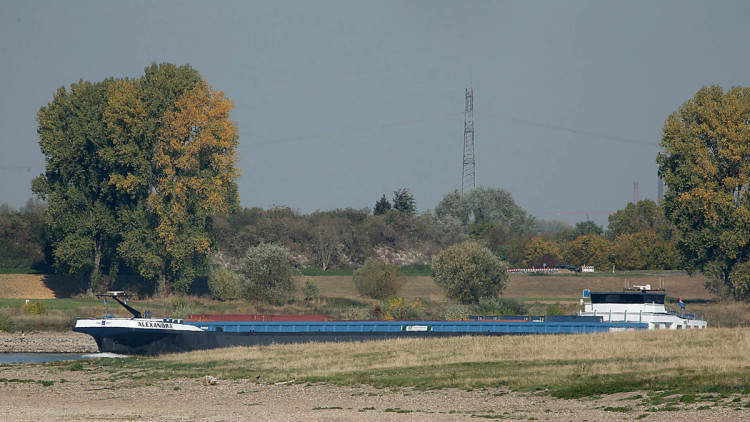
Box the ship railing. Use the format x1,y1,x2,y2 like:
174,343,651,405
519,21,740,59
589,308,704,323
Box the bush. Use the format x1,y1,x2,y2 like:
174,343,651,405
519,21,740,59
22,301,47,315
208,266,241,301
0,312,16,333
441,304,470,320
381,297,426,320
168,296,198,319
471,297,529,316
432,241,509,304
239,243,297,305
353,258,403,300
303,280,320,303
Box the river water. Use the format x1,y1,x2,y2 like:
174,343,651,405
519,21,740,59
0,353,127,364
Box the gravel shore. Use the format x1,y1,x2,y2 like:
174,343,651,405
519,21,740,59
0,363,745,421
0,331,98,353
0,332,747,420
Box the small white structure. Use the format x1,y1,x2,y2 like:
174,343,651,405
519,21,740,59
581,266,595,273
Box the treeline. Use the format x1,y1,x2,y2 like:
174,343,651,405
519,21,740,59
1,188,680,277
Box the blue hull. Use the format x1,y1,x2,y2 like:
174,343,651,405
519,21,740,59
74,319,648,355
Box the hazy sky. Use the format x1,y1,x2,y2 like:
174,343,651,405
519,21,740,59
3,1,750,227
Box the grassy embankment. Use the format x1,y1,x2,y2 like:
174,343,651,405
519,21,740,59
1,270,749,330
69,327,750,401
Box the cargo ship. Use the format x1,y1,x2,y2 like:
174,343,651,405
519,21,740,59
73,288,704,355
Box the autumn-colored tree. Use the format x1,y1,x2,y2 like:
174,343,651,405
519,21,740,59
523,237,562,268
148,81,239,292
657,85,750,299
562,234,611,269
34,63,239,295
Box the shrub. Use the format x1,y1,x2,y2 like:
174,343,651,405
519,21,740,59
432,241,509,304
0,312,16,333
239,243,297,305
382,297,426,320
303,280,320,303
441,304,470,320
353,258,403,300
208,266,241,301
471,297,529,316
168,296,197,319
22,301,47,315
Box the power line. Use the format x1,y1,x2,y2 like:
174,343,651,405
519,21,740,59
242,112,462,148
475,112,659,147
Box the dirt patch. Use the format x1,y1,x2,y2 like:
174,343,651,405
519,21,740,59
504,273,713,300
0,274,57,299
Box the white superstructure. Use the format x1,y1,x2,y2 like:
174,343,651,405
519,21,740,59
578,286,706,330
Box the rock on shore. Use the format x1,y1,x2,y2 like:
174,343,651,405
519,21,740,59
0,331,98,353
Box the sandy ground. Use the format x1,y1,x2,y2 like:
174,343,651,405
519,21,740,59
0,334,746,421
0,331,98,353
0,363,747,421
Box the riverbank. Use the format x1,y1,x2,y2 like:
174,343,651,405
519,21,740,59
0,331,97,353
0,362,743,421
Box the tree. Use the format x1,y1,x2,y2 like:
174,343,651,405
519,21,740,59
310,216,343,271
562,234,611,269
657,85,750,298
612,231,679,270
207,266,241,301
434,187,536,237
34,63,239,295
374,194,392,215
147,81,239,292
353,258,403,300
606,199,674,241
432,241,509,304
0,200,45,269
555,221,604,244
523,237,562,268
392,188,416,215
238,243,297,305
32,79,120,293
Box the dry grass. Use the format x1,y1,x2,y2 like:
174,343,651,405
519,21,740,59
156,328,750,395
0,274,57,299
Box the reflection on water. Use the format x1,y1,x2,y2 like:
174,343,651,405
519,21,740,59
0,352,128,364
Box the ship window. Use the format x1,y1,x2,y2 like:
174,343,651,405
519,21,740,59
590,293,665,304
215,326,223,332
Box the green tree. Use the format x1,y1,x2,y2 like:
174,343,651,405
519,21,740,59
434,187,536,237
392,188,416,215
353,258,403,300
238,243,297,305
374,194,392,215
207,266,241,301
562,234,611,269
606,199,674,241
555,221,604,244
612,231,679,270
0,200,45,269
432,241,509,304
657,85,750,298
32,79,120,293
